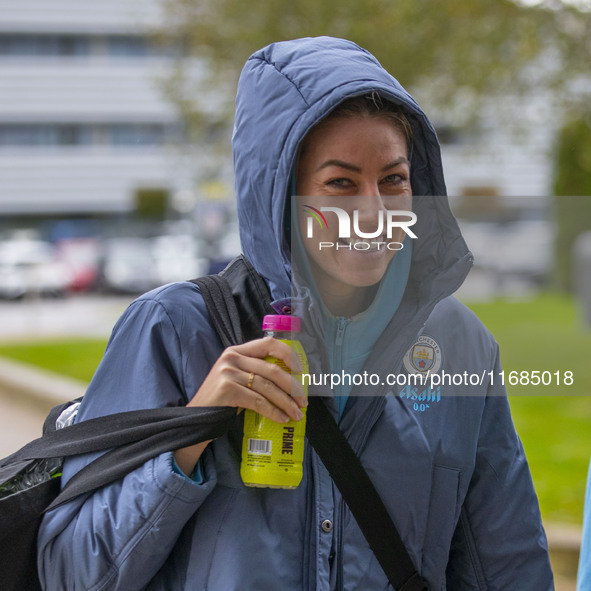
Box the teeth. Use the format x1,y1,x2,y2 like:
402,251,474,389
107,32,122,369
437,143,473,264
340,237,386,251
341,237,385,245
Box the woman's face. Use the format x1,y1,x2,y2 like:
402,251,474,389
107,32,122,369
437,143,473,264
295,115,412,315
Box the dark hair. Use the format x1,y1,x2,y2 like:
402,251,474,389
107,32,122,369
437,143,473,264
300,92,413,157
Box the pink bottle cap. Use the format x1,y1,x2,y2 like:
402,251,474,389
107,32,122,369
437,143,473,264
262,314,301,332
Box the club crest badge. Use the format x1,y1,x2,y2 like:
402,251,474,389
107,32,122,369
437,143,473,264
403,335,442,375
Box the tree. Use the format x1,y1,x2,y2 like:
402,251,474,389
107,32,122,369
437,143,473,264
155,0,591,286
552,114,591,291
155,0,591,126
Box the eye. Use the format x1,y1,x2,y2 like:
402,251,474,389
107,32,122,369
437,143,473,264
382,173,408,185
327,177,354,188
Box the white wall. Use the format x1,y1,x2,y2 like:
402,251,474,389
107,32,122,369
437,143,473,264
0,0,196,216
0,149,190,214
0,62,177,123
0,0,163,34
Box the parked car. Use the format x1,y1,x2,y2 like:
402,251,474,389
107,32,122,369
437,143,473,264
55,237,101,293
97,237,158,294
152,234,209,285
98,234,209,294
0,237,70,299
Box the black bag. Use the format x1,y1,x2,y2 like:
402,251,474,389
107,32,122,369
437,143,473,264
0,400,235,591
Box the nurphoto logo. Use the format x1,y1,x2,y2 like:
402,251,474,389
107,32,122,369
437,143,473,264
302,205,417,251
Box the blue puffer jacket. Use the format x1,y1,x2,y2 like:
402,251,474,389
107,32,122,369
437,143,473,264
38,37,554,590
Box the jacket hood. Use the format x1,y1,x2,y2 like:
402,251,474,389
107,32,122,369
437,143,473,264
233,36,471,301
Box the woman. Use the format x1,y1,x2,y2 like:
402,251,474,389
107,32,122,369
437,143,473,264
38,37,553,589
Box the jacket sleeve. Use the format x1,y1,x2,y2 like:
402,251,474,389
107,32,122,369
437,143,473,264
577,459,591,590
37,287,223,590
446,348,554,590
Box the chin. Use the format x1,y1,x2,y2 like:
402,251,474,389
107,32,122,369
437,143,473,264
343,272,387,289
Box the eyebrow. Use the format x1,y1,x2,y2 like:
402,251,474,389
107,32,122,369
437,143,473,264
315,157,409,173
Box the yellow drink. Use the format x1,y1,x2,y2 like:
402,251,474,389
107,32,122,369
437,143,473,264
240,316,308,489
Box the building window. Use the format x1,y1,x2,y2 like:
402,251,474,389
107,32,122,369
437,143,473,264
0,34,89,56
0,124,92,146
107,36,151,57
109,125,166,146
0,34,165,58
436,125,463,145
0,124,169,147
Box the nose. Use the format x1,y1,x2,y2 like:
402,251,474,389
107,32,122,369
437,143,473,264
358,179,381,198
353,193,387,238
356,180,388,212
355,190,387,217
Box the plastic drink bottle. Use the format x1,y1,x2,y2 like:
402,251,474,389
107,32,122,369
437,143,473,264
240,314,309,489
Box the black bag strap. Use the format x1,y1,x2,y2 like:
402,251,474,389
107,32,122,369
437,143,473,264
193,256,429,591
192,255,276,348
4,406,235,465
194,273,245,346
48,409,234,510
1,406,236,512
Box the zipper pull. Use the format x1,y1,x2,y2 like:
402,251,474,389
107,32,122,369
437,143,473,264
335,318,347,347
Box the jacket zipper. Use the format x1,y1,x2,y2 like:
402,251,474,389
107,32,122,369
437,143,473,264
335,496,346,590
332,316,347,590
305,446,317,591
332,317,349,405
335,317,347,347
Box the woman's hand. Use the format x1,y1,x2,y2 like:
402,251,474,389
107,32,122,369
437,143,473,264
174,337,307,476
189,336,307,422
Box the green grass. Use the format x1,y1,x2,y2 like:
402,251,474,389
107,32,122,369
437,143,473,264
467,292,591,396
0,339,107,383
0,291,589,524
466,292,591,524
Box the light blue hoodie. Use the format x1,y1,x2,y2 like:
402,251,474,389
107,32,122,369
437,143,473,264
290,194,413,414
38,37,553,590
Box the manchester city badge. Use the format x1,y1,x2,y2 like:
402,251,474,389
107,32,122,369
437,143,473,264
403,335,442,375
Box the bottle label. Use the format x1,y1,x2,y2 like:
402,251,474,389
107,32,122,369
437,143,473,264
247,438,272,455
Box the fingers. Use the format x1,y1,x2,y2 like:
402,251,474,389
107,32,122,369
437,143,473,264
240,367,305,423
239,372,298,424
234,337,303,373
234,337,307,406
189,337,307,424
242,354,306,401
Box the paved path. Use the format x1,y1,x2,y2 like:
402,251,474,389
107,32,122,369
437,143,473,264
0,388,48,457
0,356,86,457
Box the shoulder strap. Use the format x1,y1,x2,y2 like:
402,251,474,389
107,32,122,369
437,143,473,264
47,406,235,510
193,257,429,591
0,405,236,512
192,255,276,348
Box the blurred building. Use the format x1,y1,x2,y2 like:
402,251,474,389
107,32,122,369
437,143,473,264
435,90,558,217
0,0,556,225
440,116,555,201
0,0,200,223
